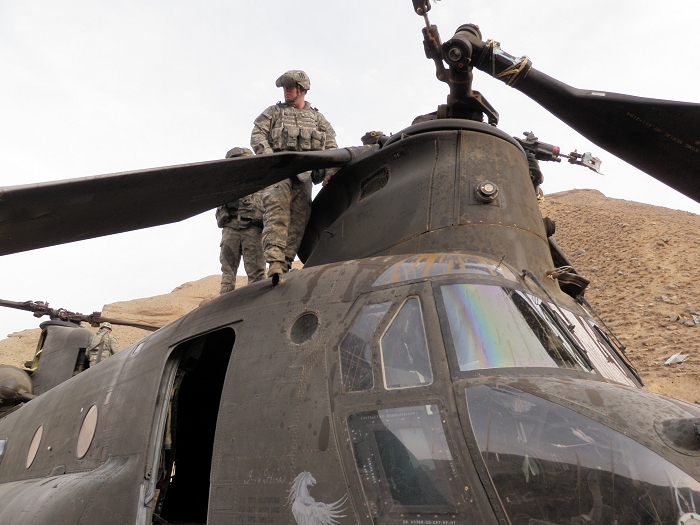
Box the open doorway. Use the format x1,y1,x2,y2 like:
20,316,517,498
153,328,235,524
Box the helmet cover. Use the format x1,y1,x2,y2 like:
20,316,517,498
275,70,311,91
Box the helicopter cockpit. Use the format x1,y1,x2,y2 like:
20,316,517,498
332,253,700,525
341,253,639,387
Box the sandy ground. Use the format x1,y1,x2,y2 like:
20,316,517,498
1,192,699,402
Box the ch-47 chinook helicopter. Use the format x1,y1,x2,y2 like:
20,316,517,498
2,0,700,523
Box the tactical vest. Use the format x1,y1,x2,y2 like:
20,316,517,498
269,103,327,152
216,190,264,228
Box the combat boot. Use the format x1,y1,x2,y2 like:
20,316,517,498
268,261,285,286
285,256,295,272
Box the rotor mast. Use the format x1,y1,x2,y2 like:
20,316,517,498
411,0,499,123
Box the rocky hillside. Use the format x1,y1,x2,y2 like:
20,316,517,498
540,190,700,402
1,190,699,402
0,275,223,369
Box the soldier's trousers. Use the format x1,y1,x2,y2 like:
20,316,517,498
220,224,266,294
261,177,312,267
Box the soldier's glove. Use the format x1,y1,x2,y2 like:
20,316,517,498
311,168,326,185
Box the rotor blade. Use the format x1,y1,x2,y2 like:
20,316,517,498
0,148,364,256
511,69,700,202
0,299,161,331
0,299,41,315
86,316,162,332
470,39,700,202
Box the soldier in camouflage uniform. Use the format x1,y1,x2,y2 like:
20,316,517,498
217,147,266,294
250,70,338,279
86,322,119,367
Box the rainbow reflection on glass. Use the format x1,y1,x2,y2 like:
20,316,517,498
440,284,571,371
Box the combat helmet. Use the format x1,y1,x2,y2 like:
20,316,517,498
100,322,113,330
275,70,311,91
225,147,254,159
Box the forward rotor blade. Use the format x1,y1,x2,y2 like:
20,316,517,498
471,38,700,202
511,68,700,203
0,148,363,256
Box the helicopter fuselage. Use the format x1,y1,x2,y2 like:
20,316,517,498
1,121,699,525
0,252,699,525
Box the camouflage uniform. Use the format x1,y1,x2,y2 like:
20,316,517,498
217,190,266,294
87,327,119,366
251,101,337,270
218,147,266,294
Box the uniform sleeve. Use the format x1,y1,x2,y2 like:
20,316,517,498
317,112,338,150
109,335,119,354
250,106,277,155
316,111,339,179
215,206,230,228
251,191,265,222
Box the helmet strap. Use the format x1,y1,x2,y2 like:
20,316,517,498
285,84,306,107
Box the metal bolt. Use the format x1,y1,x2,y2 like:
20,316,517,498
447,47,462,62
475,181,499,203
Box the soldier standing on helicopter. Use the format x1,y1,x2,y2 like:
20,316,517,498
86,322,119,366
217,147,266,294
250,70,338,280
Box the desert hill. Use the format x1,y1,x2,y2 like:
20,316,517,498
540,189,700,402
1,190,699,402
0,275,223,371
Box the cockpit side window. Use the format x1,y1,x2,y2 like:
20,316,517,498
589,322,643,385
509,292,590,370
339,302,391,393
380,297,433,389
557,309,638,386
437,283,587,372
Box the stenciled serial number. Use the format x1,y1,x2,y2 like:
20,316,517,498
627,112,700,154
243,469,286,485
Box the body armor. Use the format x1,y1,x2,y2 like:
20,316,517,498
250,102,337,156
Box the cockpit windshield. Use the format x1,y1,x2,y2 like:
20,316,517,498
438,283,590,372
436,283,638,385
